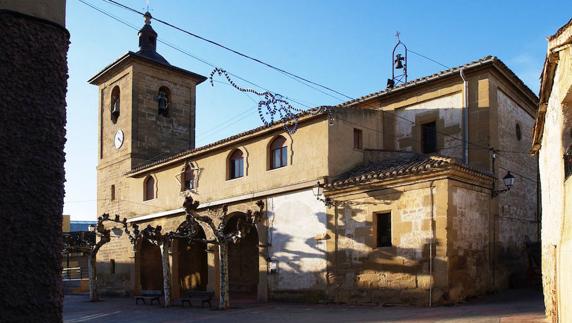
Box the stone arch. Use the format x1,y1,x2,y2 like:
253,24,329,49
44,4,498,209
143,174,157,201
224,212,260,301
226,147,248,179
139,239,163,291
179,160,200,192
266,133,294,168
174,224,208,294
110,85,120,123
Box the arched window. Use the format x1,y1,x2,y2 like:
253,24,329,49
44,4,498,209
270,136,287,169
144,176,155,201
182,165,195,191
157,86,170,117
229,150,244,179
111,86,120,123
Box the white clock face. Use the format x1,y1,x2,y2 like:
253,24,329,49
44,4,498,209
114,129,124,149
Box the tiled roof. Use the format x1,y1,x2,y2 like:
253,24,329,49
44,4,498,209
342,55,537,108
88,51,207,85
326,154,491,189
128,55,537,175
128,109,328,174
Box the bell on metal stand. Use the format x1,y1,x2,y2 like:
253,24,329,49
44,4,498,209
387,31,408,89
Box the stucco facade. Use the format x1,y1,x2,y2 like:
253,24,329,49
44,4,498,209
531,19,572,323
92,17,539,306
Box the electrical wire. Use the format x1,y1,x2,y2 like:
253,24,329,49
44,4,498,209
79,0,537,180
102,0,353,101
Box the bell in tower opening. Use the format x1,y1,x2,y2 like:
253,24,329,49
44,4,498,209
157,86,170,117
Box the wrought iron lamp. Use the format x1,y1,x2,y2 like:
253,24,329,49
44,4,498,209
312,181,334,207
492,171,516,197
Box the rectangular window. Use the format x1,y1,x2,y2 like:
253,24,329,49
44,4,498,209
376,212,392,247
184,179,193,190
231,159,244,179
110,259,115,274
272,147,288,169
353,128,363,150
421,122,437,154
110,185,115,201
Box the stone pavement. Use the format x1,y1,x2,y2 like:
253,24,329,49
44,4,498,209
63,289,546,323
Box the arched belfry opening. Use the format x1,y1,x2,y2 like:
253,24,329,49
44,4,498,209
176,226,208,293
224,213,259,301
139,239,163,291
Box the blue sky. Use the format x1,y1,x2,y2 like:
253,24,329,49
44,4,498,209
64,0,571,220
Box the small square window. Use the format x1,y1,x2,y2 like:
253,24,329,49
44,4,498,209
376,212,392,247
353,128,363,150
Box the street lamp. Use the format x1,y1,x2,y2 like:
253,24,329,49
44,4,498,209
492,171,516,197
312,181,334,207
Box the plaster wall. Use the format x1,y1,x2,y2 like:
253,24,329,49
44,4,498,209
388,93,463,159
538,45,572,322
266,189,328,293
328,108,383,175
123,119,330,217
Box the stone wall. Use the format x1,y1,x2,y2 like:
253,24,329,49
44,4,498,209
0,6,68,322
495,88,539,288
132,62,198,166
325,179,450,305
447,183,491,300
390,93,463,159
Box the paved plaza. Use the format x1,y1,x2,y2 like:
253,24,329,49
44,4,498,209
63,289,546,323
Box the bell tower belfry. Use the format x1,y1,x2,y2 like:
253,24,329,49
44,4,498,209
89,12,206,216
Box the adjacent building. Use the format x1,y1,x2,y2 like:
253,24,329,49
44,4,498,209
531,18,572,323
93,14,539,306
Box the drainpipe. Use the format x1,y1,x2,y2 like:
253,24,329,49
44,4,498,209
460,68,469,164
428,181,436,307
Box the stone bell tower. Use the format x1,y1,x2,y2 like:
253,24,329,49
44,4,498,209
89,12,206,216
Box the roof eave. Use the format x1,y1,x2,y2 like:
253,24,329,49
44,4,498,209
325,166,492,197
88,52,207,85
343,57,538,110
126,112,328,177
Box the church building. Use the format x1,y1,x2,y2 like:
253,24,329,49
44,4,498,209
91,13,539,305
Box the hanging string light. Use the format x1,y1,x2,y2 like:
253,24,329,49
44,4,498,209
209,68,335,134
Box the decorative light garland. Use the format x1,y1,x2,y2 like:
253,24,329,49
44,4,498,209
209,68,336,134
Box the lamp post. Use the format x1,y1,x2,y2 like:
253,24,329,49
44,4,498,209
492,171,516,197
490,147,516,197
312,181,334,207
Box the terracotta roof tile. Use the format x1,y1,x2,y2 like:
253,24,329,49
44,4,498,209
326,154,491,189
127,55,537,175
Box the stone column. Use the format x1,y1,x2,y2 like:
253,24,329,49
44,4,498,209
0,1,68,322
